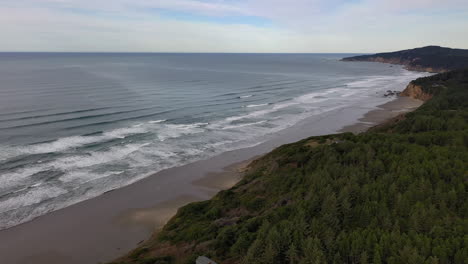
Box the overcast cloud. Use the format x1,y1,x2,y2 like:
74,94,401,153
1,0,467,52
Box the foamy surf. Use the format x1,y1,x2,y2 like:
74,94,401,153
245,103,270,108
148,119,166,124
0,125,150,160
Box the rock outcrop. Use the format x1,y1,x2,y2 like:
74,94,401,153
399,83,433,101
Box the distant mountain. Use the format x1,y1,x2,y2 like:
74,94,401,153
342,46,468,73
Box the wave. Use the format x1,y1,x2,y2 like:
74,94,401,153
0,106,162,129
248,82,309,94
239,95,253,98
0,119,212,164
157,123,207,141
245,103,269,108
50,143,147,171
212,85,360,128
0,184,67,214
0,167,46,192
0,125,150,161
0,143,151,214
148,119,166,124
62,109,176,130
222,120,267,130
248,80,307,90
58,170,120,185
0,108,55,118
0,107,115,123
346,75,394,88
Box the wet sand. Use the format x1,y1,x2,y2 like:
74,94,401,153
340,96,423,133
0,96,422,264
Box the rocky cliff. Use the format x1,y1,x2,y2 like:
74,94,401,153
399,83,434,101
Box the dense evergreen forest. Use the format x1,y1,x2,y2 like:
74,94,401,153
112,69,468,264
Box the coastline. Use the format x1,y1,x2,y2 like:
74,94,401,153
0,95,422,264
339,96,422,133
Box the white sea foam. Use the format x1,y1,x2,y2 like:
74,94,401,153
25,136,104,153
157,123,206,141
0,167,47,190
0,185,67,213
102,126,148,138
346,76,390,88
245,103,269,108
219,88,342,126
149,119,166,124
51,143,146,171
239,94,253,98
0,146,22,162
14,125,149,156
222,120,267,130
59,171,118,184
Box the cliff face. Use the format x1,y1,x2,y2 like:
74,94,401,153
400,83,433,101
342,46,468,73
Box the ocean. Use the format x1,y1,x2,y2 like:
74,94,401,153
0,53,427,230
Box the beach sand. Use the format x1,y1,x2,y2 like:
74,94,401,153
340,96,423,133
0,96,422,264
116,158,255,235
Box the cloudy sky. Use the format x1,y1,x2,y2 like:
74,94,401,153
1,0,467,52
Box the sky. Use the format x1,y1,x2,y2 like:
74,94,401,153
1,0,467,53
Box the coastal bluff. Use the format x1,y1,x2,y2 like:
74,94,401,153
342,46,468,73
399,68,461,101
400,83,433,101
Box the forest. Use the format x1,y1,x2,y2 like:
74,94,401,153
111,69,468,264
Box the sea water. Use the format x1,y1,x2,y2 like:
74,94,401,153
0,53,427,229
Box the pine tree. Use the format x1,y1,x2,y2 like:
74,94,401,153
373,250,382,264
242,239,263,264
300,237,326,264
287,243,299,264
360,251,368,264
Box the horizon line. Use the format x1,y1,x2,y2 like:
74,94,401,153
0,51,369,54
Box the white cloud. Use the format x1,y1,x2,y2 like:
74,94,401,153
0,6,306,52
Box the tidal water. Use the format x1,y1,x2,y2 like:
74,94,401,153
0,53,426,229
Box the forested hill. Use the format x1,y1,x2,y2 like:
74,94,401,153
342,46,468,73
112,69,468,264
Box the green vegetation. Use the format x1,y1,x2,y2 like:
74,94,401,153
342,46,468,72
112,69,468,264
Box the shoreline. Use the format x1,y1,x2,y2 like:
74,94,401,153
0,95,422,264
339,96,422,133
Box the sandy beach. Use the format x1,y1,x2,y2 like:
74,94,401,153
340,96,423,133
0,95,422,264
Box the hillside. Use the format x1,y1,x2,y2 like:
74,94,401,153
342,46,468,73
111,69,468,264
